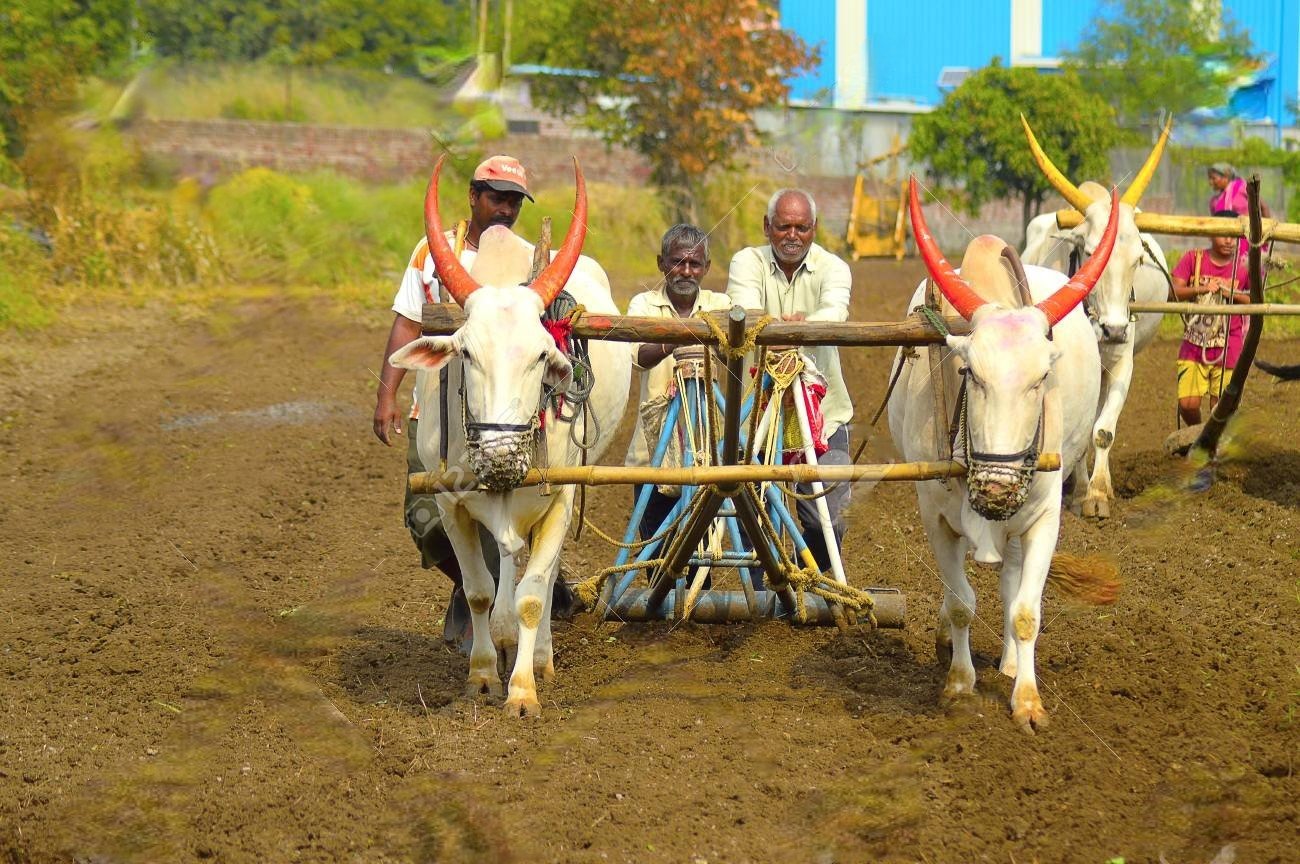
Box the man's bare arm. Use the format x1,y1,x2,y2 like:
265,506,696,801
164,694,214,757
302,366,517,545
373,314,423,445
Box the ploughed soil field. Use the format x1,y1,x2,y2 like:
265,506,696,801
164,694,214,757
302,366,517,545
2,257,1298,864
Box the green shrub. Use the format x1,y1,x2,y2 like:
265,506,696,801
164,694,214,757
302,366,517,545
0,223,57,329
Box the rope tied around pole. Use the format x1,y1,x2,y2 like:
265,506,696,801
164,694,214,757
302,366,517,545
573,558,668,612
697,311,773,359
571,497,697,610
783,563,878,628
915,304,951,338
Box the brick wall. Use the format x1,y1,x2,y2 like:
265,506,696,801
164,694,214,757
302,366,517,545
130,117,862,248
132,118,657,188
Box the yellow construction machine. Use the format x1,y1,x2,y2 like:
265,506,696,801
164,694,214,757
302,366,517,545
845,134,908,260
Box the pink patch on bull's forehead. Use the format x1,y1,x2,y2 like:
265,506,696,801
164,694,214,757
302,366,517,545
976,308,1047,348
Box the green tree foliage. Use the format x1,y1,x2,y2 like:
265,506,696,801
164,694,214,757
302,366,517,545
524,0,816,219
0,0,132,168
139,0,469,72
908,62,1119,235
1064,0,1260,128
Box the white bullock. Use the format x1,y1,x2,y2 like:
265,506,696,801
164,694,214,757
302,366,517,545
889,178,1117,732
389,157,631,717
1020,116,1172,518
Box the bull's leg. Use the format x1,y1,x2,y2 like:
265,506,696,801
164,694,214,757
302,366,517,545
926,510,976,701
1084,346,1134,519
490,546,519,670
533,558,557,683
998,537,1025,678
1065,456,1089,516
1007,513,1058,733
504,490,573,718
442,505,502,698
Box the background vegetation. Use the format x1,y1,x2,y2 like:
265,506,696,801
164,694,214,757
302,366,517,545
2,0,1298,335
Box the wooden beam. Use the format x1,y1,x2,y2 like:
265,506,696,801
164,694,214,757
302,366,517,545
1055,209,1300,244
421,304,971,346
408,454,1063,494
1128,302,1300,316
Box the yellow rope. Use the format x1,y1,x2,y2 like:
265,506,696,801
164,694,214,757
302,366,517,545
574,558,668,611
696,311,773,359
581,500,690,551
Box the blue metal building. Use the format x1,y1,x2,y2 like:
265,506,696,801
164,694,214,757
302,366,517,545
778,0,1300,141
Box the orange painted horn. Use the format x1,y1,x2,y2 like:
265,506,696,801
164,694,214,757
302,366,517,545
424,155,480,306
907,176,986,321
530,158,587,308
1036,188,1120,326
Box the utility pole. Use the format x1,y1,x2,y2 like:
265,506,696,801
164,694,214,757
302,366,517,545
502,0,513,76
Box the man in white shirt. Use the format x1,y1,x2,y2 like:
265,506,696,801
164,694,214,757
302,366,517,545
626,224,733,541
371,155,532,643
726,188,854,572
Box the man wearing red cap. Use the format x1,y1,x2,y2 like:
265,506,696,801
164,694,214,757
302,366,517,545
372,154,534,645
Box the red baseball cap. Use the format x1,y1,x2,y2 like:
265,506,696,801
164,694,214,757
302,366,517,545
472,155,533,201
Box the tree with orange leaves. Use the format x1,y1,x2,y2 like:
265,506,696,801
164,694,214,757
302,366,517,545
525,0,816,219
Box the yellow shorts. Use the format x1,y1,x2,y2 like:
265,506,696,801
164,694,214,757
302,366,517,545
1177,359,1229,400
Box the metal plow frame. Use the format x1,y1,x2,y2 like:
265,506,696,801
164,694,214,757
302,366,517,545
410,304,1066,630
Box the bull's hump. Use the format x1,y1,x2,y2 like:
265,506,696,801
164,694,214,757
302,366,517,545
957,236,1018,309
1078,180,1108,203
469,227,534,286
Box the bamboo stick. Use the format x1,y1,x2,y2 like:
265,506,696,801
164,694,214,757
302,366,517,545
408,454,1063,494
1128,302,1300,316
1055,209,1300,244
421,304,971,346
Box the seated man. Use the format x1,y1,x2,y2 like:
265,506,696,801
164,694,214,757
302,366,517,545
726,188,854,573
626,224,733,542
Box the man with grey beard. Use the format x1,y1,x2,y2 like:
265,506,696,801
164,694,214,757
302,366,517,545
626,224,733,541
726,188,853,572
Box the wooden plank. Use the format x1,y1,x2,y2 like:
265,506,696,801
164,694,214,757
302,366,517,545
1055,209,1300,244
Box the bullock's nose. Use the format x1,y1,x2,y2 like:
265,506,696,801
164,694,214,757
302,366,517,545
1100,322,1130,343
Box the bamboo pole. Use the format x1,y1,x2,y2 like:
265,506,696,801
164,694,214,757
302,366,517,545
408,454,1063,494
1128,302,1300,316
421,304,970,346
1055,209,1300,244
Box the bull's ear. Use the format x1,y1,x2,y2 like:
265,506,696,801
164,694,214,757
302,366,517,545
388,336,457,371
542,344,573,388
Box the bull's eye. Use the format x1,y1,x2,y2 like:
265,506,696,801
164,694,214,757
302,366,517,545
537,351,548,363
461,350,472,364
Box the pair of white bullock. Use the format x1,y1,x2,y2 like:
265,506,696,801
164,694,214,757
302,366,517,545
389,148,1133,729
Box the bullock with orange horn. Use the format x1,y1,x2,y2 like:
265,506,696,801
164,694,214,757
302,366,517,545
1020,115,1173,519
387,155,631,717
888,177,1118,732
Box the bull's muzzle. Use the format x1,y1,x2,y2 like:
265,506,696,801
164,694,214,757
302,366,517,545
466,428,536,491
966,462,1035,521
1098,321,1131,344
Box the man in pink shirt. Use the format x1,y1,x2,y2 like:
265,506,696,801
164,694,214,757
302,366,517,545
1169,211,1252,426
